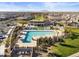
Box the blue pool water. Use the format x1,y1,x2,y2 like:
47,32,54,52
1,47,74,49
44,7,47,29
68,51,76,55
23,31,55,43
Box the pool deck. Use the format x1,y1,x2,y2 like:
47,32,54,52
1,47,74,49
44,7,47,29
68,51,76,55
16,39,37,47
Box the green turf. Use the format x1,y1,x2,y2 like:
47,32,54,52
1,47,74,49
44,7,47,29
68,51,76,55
52,28,79,57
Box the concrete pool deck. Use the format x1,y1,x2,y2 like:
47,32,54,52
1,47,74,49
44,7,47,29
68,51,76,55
16,39,37,47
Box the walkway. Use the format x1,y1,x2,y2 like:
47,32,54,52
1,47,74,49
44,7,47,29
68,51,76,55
69,52,79,57
0,44,5,57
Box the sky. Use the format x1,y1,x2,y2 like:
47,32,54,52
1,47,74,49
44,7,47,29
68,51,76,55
0,2,79,11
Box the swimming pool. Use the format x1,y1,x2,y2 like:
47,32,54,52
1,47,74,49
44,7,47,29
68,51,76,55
23,31,55,43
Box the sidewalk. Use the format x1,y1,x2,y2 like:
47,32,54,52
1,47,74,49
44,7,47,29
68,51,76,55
0,44,5,56
69,52,79,57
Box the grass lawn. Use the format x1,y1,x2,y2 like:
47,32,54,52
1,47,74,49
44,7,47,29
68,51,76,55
51,28,79,57
65,26,79,33
37,26,44,30
16,19,28,26
35,15,45,21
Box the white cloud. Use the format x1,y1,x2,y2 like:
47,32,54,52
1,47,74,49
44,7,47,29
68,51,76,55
42,2,79,11
0,3,36,11
0,2,79,11
43,2,66,11
43,2,56,11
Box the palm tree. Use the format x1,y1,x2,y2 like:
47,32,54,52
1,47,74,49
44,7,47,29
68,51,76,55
37,38,40,54
64,28,68,38
56,31,59,42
